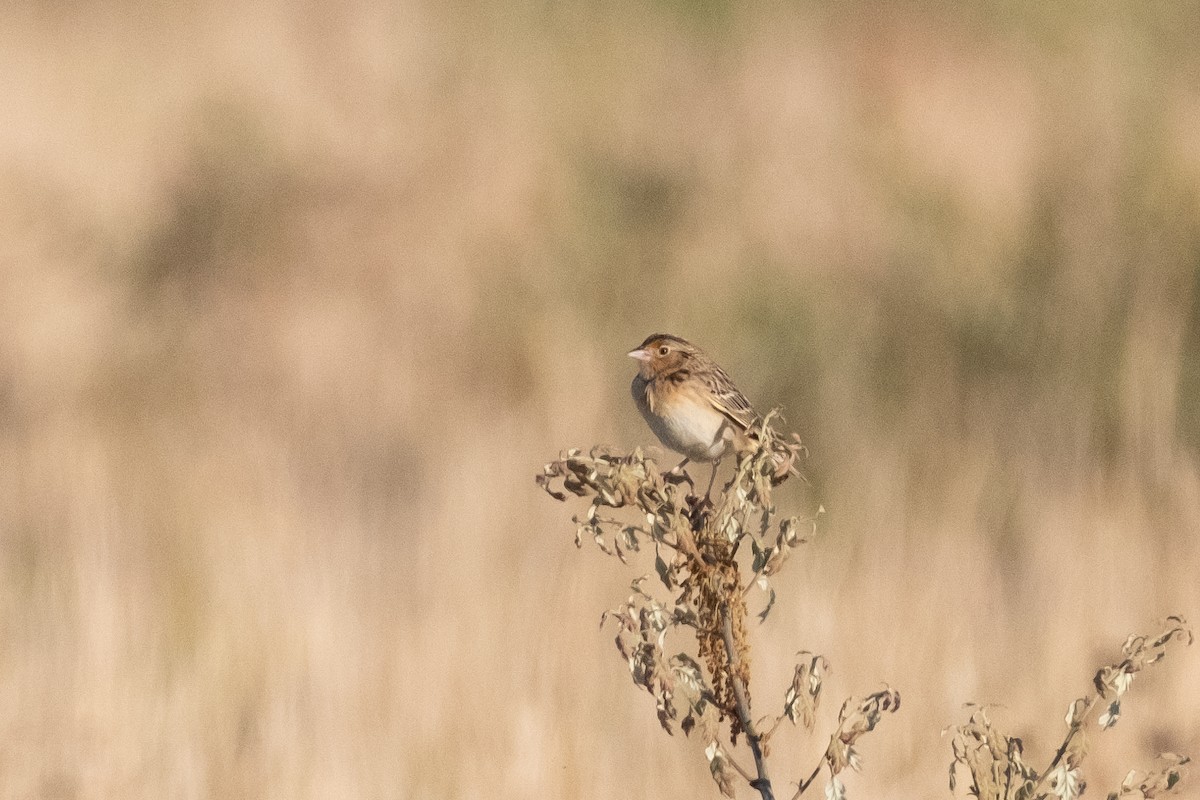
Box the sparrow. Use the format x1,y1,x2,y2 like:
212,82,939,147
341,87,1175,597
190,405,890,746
628,333,793,495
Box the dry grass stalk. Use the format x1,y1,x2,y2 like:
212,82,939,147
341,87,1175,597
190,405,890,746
948,617,1193,800
540,418,1193,799
538,413,898,799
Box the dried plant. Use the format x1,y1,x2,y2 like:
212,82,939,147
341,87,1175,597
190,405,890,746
948,617,1193,800
539,415,1193,799
538,414,900,800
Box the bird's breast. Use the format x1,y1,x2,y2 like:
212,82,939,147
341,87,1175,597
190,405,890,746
632,376,730,461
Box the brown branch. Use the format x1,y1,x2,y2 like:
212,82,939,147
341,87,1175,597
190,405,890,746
721,606,775,800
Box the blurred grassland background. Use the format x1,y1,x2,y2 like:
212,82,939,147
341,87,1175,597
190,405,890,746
1,1,1199,798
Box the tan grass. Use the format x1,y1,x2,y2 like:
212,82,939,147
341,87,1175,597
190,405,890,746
0,2,1198,798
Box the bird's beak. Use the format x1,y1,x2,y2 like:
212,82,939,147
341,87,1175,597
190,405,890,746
627,348,651,361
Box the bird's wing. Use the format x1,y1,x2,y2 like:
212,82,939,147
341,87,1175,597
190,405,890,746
699,362,805,482
702,365,759,431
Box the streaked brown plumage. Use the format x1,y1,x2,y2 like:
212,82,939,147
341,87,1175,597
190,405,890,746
629,334,775,492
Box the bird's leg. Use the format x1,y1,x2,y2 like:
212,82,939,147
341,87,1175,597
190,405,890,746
703,460,719,501
664,457,694,489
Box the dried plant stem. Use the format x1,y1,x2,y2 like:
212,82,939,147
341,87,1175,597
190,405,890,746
541,443,902,799
789,762,823,800
721,605,775,800
725,751,757,784
1031,694,1098,796
741,566,766,597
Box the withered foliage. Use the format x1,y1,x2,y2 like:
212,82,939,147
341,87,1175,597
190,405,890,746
539,421,1191,800
949,617,1193,800
538,414,898,800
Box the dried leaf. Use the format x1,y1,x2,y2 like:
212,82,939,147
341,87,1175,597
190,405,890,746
1098,699,1122,730
1048,764,1085,800
654,552,673,590
705,742,737,798
757,585,777,623
825,688,901,778
1107,753,1190,800
784,653,828,730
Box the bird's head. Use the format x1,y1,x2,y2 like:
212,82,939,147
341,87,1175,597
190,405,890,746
628,333,699,380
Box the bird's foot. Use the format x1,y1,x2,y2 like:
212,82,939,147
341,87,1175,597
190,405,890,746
664,466,695,489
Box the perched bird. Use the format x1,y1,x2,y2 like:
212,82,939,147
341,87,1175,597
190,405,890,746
628,333,792,494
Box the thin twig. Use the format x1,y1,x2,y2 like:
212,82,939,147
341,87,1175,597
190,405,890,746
721,606,775,800
675,525,704,563
1030,694,1099,796
762,714,785,741
658,532,681,550
790,761,824,800
742,566,766,597
725,751,756,783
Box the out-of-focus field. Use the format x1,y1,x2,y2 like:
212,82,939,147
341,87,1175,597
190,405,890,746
1,2,1199,798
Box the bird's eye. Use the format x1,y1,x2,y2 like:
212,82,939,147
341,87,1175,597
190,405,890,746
658,346,670,356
